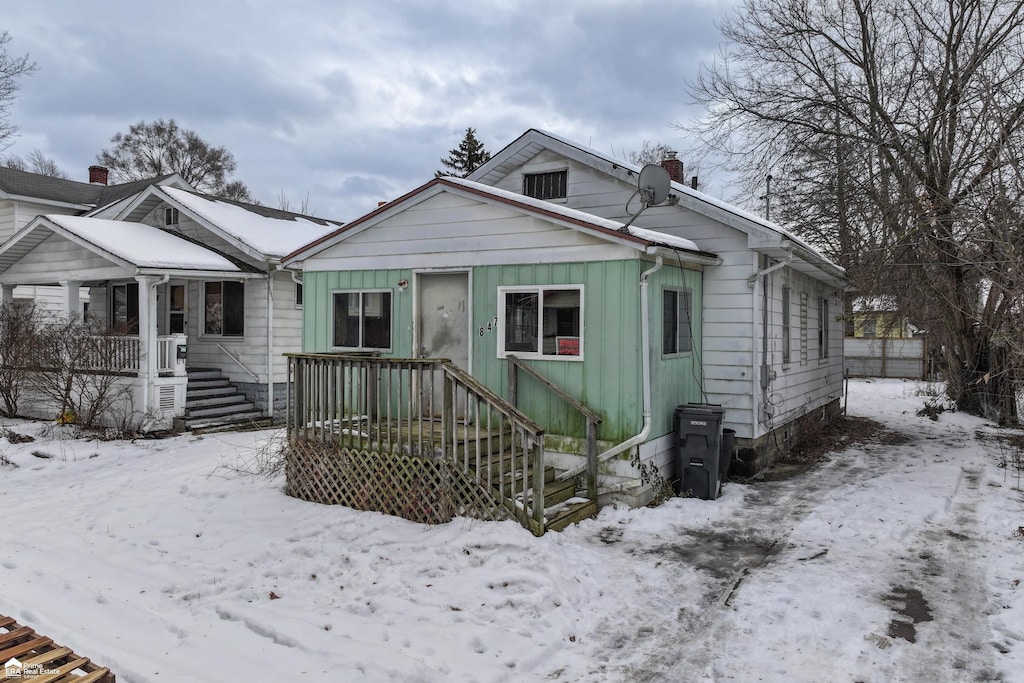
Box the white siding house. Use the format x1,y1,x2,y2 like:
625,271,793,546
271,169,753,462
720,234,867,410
0,168,341,430
467,130,847,471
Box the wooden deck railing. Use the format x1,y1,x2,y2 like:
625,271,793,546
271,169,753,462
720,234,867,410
286,353,547,532
506,354,602,499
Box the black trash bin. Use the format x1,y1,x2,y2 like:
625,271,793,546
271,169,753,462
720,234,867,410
674,404,725,500
719,428,736,494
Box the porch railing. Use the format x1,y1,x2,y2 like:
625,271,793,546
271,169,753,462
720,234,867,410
286,353,547,533
82,335,182,375
506,354,602,500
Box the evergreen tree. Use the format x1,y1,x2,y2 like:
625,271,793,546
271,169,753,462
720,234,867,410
437,128,491,177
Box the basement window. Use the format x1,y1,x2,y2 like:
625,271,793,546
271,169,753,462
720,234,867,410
498,285,582,359
523,170,567,200
332,290,392,350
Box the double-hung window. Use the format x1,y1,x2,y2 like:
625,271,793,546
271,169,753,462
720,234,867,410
662,287,693,356
499,286,582,359
333,290,392,350
818,297,830,359
782,287,791,366
111,282,139,334
204,281,245,337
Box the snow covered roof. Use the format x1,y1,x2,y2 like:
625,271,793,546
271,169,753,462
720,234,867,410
468,129,846,282
158,187,343,259
283,176,710,265
0,215,240,273
48,215,239,270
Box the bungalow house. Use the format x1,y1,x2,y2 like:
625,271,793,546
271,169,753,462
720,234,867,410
0,167,342,430
0,165,187,313
280,129,847,531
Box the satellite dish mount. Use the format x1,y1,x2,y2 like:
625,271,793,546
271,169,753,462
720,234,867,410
619,164,672,232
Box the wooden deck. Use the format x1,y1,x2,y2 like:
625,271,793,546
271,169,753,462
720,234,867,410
0,614,114,682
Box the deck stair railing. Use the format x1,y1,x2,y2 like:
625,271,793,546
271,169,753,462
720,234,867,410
286,353,547,533
506,354,602,499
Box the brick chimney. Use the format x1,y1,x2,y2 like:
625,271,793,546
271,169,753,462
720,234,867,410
660,151,683,184
88,165,109,185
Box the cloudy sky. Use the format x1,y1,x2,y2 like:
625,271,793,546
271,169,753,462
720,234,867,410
3,0,737,221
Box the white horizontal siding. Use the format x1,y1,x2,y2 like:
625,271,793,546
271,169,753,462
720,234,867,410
186,277,271,384
1,232,129,283
270,271,304,382
305,194,637,272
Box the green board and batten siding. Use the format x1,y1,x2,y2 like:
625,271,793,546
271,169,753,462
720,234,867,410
301,258,702,446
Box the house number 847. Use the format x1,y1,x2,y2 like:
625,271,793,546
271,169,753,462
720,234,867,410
479,317,498,336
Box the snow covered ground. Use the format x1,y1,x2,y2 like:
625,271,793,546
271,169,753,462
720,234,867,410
1,379,1022,682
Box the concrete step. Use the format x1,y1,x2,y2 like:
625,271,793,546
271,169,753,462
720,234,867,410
183,411,272,433
185,401,256,420
185,393,250,409
186,385,237,400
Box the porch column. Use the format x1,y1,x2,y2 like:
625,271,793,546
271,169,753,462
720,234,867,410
136,275,161,413
0,285,14,305
58,280,82,318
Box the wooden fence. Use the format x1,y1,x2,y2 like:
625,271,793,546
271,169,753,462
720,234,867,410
844,336,928,379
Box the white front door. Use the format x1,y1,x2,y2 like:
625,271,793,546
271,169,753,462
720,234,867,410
417,271,470,418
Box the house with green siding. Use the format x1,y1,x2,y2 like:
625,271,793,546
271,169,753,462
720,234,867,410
283,129,847,512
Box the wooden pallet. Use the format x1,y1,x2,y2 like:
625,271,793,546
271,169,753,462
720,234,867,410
0,614,114,682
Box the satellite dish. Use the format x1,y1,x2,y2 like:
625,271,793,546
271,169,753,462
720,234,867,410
638,164,671,207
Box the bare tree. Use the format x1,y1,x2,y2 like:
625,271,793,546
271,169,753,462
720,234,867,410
689,0,1024,423
0,32,34,152
1,148,69,178
98,119,251,200
0,301,42,417
629,140,709,189
31,317,133,428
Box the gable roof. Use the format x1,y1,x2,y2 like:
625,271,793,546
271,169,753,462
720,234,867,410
467,129,846,284
281,176,719,267
0,166,184,211
117,186,344,262
0,215,244,277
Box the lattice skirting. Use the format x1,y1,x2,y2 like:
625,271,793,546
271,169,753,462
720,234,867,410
285,437,511,525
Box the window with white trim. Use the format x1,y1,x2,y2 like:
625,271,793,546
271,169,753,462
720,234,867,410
204,281,245,336
662,287,693,356
499,286,582,359
165,207,179,226
332,290,392,350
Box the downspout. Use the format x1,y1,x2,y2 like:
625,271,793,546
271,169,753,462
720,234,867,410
562,254,661,481
747,245,792,434
266,266,274,421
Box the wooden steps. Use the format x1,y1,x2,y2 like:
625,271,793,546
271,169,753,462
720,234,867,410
466,444,597,533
